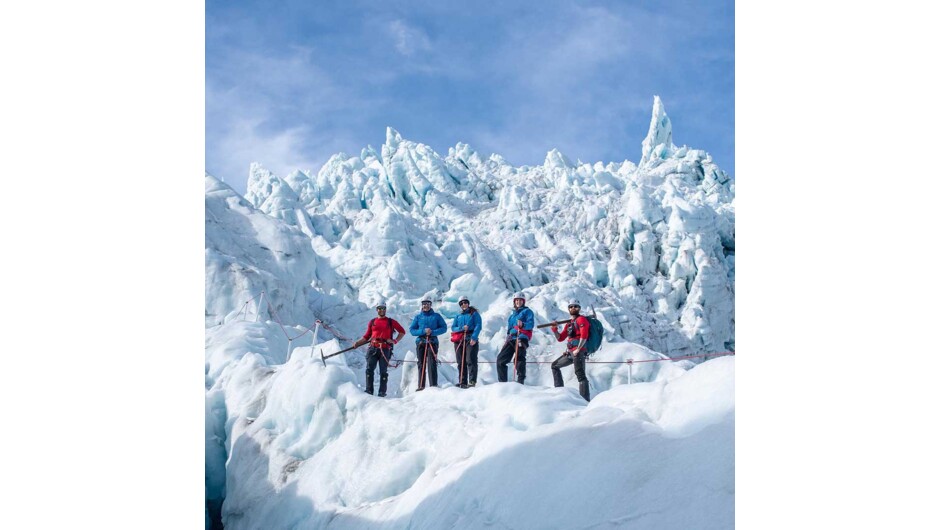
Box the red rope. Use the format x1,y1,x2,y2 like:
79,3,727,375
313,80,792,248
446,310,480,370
377,345,402,369
247,289,349,343
419,340,430,389
590,351,735,364
241,289,733,369
263,294,291,338
319,320,352,342
235,292,263,321
458,339,467,385
396,351,734,365
288,319,322,341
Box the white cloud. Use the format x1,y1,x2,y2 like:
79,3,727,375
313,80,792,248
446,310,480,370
388,19,431,56
209,117,318,189
206,47,378,192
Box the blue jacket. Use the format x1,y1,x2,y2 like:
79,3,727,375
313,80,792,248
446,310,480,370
506,306,535,341
410,310,447,344
451,308,483,341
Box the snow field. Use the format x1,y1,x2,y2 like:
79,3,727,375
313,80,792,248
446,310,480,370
207,320,733,529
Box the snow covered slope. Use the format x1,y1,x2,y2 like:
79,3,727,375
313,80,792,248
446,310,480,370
205,96,735,528
207,323,733,529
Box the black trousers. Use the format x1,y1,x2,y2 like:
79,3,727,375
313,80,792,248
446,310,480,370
416,340,439,389
453,340,479,385
496,338,528,383
365,345,391,396
551,352,590,401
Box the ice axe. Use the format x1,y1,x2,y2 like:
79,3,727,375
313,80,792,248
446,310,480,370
536,305,598,329
319,340,367,366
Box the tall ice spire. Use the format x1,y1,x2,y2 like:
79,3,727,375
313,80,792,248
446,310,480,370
640,95,676,167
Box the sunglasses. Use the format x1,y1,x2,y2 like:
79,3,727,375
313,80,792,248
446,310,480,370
377,307,386,310
568,305,580,309
459,301,469,305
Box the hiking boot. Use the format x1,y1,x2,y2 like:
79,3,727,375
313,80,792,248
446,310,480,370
377,392,386,397
416,387,425,392
468,381,476,387
458,383,468,389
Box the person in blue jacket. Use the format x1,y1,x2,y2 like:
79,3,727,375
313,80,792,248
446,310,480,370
409,297,448,390
496,292,535,384
450,296,483,388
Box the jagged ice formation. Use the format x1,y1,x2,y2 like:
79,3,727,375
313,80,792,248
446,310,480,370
205,96,735,529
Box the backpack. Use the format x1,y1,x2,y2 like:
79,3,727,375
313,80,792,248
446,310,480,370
583,315,604,354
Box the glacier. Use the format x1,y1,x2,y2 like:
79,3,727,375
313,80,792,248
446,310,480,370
206,96,735,529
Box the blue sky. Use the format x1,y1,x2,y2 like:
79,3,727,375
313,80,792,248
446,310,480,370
207,0,733,193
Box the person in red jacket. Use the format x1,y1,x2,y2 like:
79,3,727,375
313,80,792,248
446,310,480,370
549,300,591,401
353,301,405,397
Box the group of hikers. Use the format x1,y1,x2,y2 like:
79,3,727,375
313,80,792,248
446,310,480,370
348,292,595,401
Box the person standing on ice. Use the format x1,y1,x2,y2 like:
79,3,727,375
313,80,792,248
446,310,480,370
549,300,591,401
352,301,406,397
409,297,447,391
496,292,535,384
450,296,482,388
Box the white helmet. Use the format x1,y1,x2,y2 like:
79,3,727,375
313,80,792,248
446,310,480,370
567,300,581,308
458,296,470,304
376,301,387,309
513,292,526,301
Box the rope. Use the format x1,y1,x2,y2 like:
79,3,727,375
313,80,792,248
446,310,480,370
376,344,402,369
238,290,352,345
263,294,291,339
458,339,467,386
395,351,734,364
236,291,734,370
288,319,322,341
233,292,263,321
419,340,430,389
589,351,735,364
319,320,352,342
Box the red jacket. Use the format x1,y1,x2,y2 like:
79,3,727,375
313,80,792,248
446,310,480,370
363,317,405,342
556,316,590,347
